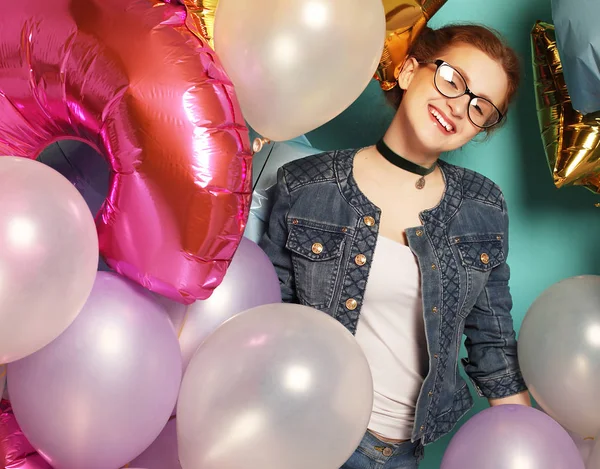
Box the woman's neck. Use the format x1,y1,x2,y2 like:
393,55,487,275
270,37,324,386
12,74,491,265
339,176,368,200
382,112,440,168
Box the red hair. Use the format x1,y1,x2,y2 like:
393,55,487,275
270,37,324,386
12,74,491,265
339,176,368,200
387,24,520,126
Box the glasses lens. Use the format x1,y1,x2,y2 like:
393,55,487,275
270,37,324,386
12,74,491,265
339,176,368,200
468,98,500,128
435,64,466,98
435,63,501,128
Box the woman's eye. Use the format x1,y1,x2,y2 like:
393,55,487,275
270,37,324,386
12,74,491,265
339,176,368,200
446,79,459,90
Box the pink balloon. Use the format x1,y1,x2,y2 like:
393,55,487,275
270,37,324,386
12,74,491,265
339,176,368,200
128,420,181,469
8,272,182,469
0,0,251,304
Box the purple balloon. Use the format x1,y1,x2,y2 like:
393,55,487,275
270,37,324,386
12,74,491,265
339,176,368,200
441,405,585,469
8,272,182,469
163,237,281,371
128,419,181,469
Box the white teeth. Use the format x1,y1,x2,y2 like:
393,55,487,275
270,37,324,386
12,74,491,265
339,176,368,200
430,108,454,132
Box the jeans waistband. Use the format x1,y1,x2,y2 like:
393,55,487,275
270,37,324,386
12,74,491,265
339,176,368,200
357,430,424,463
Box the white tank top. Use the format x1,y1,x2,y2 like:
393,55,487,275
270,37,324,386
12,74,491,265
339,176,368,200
354,236,429,440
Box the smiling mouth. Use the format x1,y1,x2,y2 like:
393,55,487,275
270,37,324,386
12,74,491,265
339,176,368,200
429,105,456,134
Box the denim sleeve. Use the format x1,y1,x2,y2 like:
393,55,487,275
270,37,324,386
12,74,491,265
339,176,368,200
461,198,528,399
258,167,298,303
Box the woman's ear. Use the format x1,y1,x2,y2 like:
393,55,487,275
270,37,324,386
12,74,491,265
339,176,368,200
397,57,419,91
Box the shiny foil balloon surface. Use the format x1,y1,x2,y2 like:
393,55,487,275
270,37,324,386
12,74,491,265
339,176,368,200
532,21,600,194
181,0,219,48
376,0,447,90
0,0,252,304
0,401,51,469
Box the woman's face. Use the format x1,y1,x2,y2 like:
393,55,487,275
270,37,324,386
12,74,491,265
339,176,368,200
397,42,509,154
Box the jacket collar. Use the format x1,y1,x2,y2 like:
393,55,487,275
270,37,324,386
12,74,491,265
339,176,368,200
334,148,462,225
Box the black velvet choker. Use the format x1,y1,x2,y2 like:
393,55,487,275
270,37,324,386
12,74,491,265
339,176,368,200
376,139,437,190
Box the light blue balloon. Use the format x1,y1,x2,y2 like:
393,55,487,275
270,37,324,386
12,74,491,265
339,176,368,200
245,137,322,243
552,0,600,114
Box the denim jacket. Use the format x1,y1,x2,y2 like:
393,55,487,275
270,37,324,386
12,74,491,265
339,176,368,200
259,149,527,445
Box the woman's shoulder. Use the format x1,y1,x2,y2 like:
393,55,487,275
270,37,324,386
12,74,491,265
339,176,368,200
439,160,506,211
280,148,358,192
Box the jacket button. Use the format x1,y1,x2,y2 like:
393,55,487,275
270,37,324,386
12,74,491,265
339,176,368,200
432,306,438,313
431,264,437,270
311,243,324,254
292,219,299,225
420,425,425,432
355,254,367,266
434,354,439,359
416,229,423,237
341,227,348,233
363,216,376,227
428,391,433,397
480,253,490,264
345,298,358,310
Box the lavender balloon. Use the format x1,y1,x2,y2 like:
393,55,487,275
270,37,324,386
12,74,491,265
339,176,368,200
8,272,182,469
441,405,585,469
128,419,181,469
163,237,281,371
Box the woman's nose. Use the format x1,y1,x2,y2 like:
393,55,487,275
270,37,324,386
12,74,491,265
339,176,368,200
447,94,471,118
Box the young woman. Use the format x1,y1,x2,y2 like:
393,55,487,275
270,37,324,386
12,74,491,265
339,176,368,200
260,24,531,468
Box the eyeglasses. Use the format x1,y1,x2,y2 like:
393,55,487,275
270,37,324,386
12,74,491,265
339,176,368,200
419,59,504,129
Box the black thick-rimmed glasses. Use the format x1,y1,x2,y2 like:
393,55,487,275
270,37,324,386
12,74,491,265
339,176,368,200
419,59,504,129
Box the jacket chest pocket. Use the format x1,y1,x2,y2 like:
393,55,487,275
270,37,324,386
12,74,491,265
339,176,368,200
286,222,346,309
455,234,505,316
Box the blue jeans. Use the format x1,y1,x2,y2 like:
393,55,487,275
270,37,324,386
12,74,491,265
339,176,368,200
341,431,424,469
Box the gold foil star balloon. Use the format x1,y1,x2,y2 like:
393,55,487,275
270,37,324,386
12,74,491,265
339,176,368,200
531,21,600,194
180,0,218,48
376,0,447,91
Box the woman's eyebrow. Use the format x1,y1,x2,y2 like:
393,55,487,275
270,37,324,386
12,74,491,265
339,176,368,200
451,63,494,102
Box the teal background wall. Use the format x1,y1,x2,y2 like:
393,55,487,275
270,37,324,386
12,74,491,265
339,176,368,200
304,0,600,466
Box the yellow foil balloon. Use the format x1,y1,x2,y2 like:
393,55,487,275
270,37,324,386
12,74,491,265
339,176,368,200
181,0,218,48
532,21,600,194
376,0,447,90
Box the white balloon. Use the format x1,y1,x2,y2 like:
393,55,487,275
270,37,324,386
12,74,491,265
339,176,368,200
519,276,600,437
587,437,600,468
177,304,373,469
214,0,386,141
0,157,98,363
568,431,595,466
